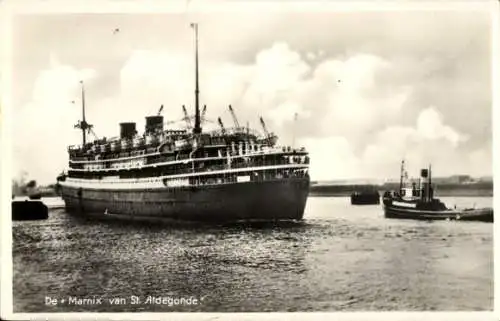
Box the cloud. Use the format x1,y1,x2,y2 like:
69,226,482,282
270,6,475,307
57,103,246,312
13,56,97,183
358,107,476,178
306,52,316,61
416,107,468,146
116,42,313,131
312,55,409,136
267,101,309,127
299,105,480,181
300,136,361,181
251,42,310,95
114,43,412,145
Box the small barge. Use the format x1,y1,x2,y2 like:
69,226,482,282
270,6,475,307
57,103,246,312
351,190,380,205
12,200,49,221
383,161,493,223
12,180,49,221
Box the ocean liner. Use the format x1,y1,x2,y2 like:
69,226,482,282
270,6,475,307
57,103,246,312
57,23,310,222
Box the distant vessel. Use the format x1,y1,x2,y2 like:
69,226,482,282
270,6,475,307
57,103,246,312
350,190,380,205
57,23,310,222
382,160,493,222
25,180,42,200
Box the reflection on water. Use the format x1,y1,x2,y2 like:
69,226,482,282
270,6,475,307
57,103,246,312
12,197,493,312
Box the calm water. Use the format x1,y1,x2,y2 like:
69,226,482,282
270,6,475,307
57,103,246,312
12,196,493,312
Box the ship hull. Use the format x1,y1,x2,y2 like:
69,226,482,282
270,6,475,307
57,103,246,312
384,205,493,223
60,177,310,222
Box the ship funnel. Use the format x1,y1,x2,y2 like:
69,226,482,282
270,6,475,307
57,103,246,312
420,168,429,185
120,122,137,139
145,116,164,134
420,168,432,202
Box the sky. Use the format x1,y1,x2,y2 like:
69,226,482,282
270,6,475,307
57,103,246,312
8,4,494,184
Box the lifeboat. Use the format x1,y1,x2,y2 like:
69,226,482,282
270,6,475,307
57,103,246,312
121,139,131,150
145,134,159,146
133,137,145,148
110,141,119,152
174,139,189,149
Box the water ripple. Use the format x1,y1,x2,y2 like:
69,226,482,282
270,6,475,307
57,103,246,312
12,196,493,312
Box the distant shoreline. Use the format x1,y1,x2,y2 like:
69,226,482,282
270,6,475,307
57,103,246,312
309,182,493,197
309,192,493,197
12,190,59,199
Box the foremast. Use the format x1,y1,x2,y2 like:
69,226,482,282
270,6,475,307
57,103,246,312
74,80,93,146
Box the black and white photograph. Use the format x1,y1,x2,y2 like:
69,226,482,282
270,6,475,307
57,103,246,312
1,0,498,320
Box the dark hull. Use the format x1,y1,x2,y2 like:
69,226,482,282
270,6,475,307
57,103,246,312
60,177,309,222
384,205,493,223
351,193,380,205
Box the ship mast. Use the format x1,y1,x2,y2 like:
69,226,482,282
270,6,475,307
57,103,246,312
75,80,93,146
428,164,432,201
81,81,87,144
191,22,202,135
292,112,298,148
399,159,405,192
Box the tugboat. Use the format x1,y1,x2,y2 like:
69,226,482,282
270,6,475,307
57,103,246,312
382,160,493,222
25,180,42,200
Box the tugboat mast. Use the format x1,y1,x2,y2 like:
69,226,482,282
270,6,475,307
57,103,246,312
191,22,202,135
399,159,405,192
428,164,432,201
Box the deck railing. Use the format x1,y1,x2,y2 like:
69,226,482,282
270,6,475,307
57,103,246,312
69,156,309,180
